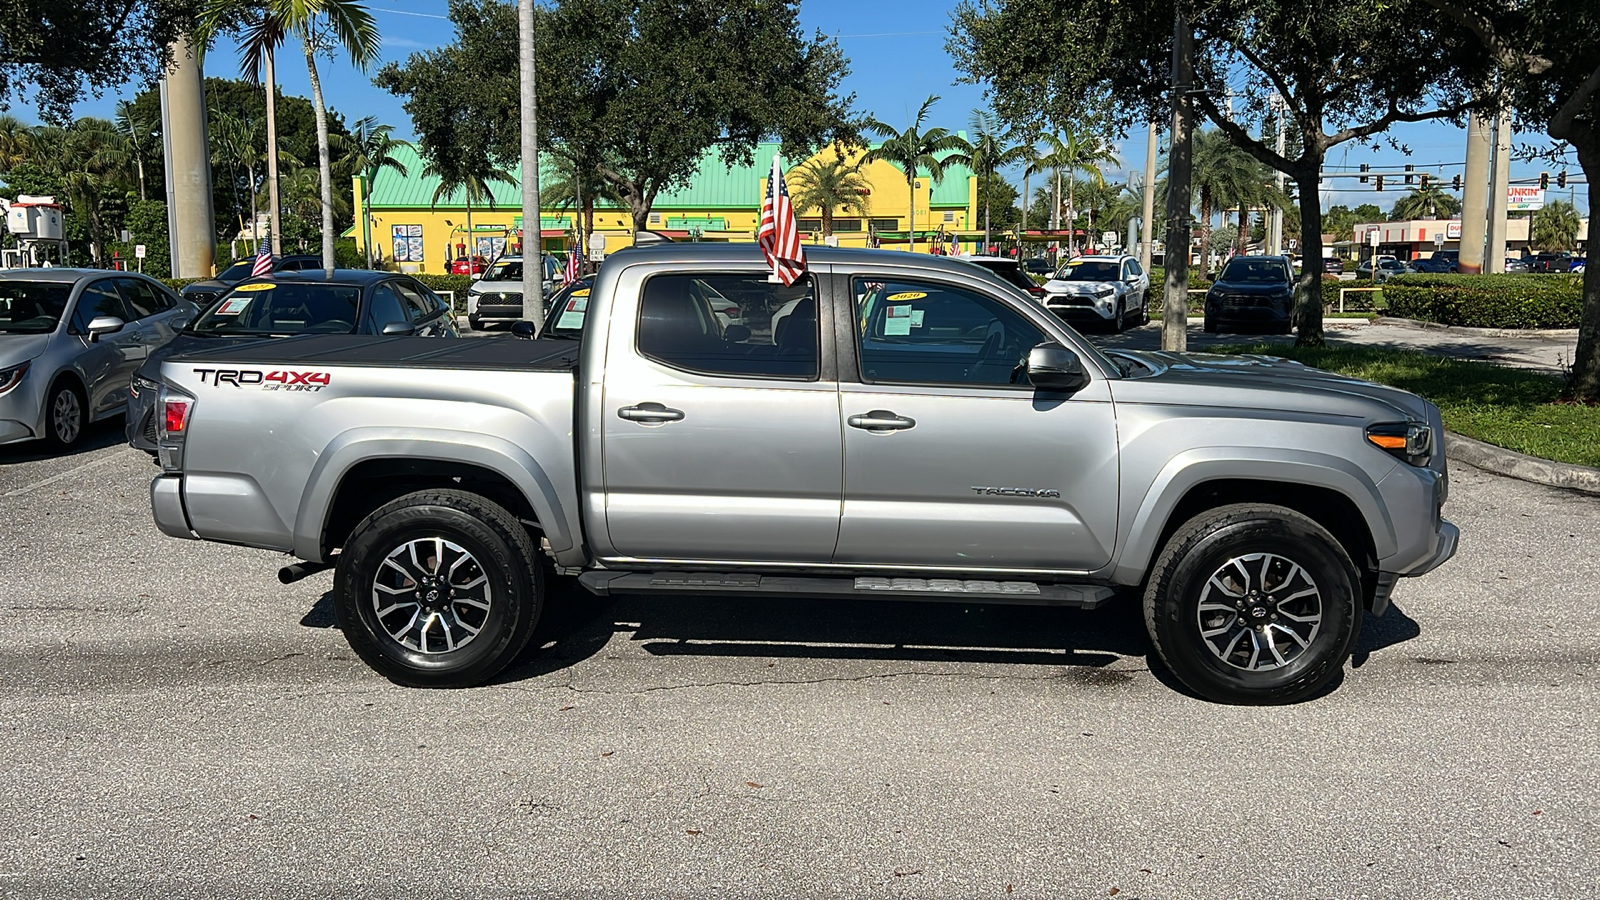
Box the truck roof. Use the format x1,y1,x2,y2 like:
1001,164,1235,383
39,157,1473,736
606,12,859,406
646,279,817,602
604,241,1014,277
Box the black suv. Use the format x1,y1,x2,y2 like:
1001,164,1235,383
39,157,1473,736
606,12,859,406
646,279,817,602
1204,255,1296,334
179,254,325,309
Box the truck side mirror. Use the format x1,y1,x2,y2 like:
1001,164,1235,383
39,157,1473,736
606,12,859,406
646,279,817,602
1026,342,1090,393
510,321,538,340
380,321,416,336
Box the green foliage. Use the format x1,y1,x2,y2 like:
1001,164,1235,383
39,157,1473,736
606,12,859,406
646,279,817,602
412,274,475,296
1217,344,1599,467
1389,185,1462,220
334,237,364,269
106,198,173,279
788,157,872,236
1383,273,1582,329
163,278,203,291
0,1,201,122
1530,200,1582,251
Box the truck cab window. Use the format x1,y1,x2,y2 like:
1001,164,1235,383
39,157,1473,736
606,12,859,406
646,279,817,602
635,273,817,379
853,278,1043,387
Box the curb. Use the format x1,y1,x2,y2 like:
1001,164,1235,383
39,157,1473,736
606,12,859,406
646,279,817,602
1375,317,1580,339
1444,431,1600,496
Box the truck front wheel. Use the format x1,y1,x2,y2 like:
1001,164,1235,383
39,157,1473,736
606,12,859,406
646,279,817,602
1142,503,1360,704
333,489,543,688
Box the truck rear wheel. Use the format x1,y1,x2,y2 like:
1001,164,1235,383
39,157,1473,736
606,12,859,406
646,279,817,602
333,489,543,688
1142,503,1360,704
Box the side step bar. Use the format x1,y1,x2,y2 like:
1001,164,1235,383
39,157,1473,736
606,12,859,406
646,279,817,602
578,571,1114,609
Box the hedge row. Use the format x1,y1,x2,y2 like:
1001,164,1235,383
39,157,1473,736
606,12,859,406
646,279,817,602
1382,273,1582,329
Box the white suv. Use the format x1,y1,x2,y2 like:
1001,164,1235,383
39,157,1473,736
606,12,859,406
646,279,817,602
1041,254,1150,331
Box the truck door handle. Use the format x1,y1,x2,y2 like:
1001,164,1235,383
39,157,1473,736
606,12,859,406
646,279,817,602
848,410,916,433
618,402,685,424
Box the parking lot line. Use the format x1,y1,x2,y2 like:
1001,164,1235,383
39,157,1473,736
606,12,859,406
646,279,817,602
3,450,126,498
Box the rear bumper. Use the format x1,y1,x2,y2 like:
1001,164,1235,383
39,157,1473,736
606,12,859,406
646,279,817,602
150,475,197,540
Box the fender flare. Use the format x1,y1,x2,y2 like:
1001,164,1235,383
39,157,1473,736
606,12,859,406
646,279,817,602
291,426,573,561
1110,447,1397,585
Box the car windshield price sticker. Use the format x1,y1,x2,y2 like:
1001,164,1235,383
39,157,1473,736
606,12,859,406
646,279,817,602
910,309,926,328
885,303,913,335
234,283,275,292
887,291,927,301
216,297,252,316
557,297,589,330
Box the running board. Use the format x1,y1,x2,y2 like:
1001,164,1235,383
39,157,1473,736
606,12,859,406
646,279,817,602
578,571,1114,608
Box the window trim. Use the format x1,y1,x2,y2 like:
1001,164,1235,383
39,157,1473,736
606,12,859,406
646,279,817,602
70,278,134,334
366,282,412,330
632,271,824,383
392,279,442,324
846,275,1046,392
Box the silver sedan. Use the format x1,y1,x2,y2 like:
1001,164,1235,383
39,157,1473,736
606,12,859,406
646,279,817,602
0,269,195,449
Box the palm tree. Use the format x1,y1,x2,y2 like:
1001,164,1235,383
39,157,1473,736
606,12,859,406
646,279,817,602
339,117,412,268
1531,199,1582,251
864,95,966,253
0,114,31,173
113,101,159,202
945,109,1032,248
206,0,380,275
425,161,515,264
787,156,872,239
1390,185,1462,221
1034,128,1119,255
542,148,618,269
1191,129,1264,263
51,119,134,264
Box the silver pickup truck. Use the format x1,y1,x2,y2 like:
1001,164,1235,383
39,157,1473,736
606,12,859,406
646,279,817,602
147,244,1457,704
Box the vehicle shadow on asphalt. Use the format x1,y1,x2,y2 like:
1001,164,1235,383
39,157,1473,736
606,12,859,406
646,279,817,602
0,419,127,466
297,583,1423,700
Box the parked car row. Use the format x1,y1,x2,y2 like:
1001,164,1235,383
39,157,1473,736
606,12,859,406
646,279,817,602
0,266,458,454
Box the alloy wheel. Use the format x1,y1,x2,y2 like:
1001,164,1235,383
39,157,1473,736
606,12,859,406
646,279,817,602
52,389,82,445
1195,552,1323,672
370,536,494,654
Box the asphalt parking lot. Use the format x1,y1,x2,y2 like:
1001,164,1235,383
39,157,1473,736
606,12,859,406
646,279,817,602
3,409,1599,898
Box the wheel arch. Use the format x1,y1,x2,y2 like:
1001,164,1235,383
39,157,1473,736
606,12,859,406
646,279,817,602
1113,451,1396,597
39,366,87,435
292,429,575,563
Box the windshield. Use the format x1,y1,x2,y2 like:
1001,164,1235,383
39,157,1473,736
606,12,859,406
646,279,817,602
1055,260,1121,281
486,260,523,281
189,282,361,335
1219,259,1291,283
0,282,72,334
541,279,593,337
217,261,256,283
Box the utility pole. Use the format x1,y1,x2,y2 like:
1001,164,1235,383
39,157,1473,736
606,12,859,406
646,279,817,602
1458,109,1491,273
1139,121,1157,272
1269,95,1286,256
518,0,543,328
264,48,282,258
1162,5,1194,353
160,37,215,279
1485,107,1511,273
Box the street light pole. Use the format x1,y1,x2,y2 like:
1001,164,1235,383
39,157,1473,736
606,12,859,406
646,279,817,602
518,0,543,329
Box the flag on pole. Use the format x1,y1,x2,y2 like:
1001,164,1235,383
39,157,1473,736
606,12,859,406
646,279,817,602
250,232,273,277
757,155,806,285
563,249,579,285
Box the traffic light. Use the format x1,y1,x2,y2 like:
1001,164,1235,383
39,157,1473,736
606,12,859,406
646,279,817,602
1359,163,1370,184
1404,164,1415,185
1421,173,1431,189
1540,171,1550,190
1558,170,1567,189
1453,174,1461,191
1376,175,1385,191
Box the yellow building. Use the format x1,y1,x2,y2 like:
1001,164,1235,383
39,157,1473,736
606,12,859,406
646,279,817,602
352,141,981,275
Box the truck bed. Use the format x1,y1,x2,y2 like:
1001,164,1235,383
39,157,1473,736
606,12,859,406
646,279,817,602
169,334,581,371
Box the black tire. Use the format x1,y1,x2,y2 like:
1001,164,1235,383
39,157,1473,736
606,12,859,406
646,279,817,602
1142,503,1360,705
468,315,482,331
1112,300,1125,332
1139,293,1151,326
44,379,87,449
333,489,543,688
1203,317,1218,334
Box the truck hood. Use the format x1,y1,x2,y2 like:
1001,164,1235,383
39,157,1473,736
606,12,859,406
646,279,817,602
1108,350,1433,422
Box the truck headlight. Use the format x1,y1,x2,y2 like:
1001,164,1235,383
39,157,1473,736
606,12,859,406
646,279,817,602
1367,422,1433,466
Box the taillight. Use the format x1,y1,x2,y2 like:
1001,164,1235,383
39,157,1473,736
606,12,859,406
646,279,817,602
721,307,740,317
163,399,192,436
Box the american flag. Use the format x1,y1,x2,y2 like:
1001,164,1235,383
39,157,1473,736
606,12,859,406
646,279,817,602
250,233,273,277
757,155,806,285
563,249,579,285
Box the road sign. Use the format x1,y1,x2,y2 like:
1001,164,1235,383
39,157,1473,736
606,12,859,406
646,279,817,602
1368,228,1380,247
1434,233,1446,249
588,232,606,261
1507,186,1545,211
134,244,146,259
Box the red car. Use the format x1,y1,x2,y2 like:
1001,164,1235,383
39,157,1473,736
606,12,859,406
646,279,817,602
450,256,489,276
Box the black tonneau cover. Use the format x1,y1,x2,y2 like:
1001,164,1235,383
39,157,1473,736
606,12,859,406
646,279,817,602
168,335,579,371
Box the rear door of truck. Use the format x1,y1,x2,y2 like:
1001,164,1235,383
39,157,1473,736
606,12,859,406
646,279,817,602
597,266,842,563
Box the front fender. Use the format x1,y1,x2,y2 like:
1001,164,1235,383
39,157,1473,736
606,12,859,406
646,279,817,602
1108,447,1398,585
291,426,575,562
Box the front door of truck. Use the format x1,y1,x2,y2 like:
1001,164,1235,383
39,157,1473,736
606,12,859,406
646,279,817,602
835,275,1119,572
599,270,842,563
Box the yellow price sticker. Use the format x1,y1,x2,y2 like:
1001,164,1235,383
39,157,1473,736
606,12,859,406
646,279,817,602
886,291,927,301
234,282,276,292
571,288,591,297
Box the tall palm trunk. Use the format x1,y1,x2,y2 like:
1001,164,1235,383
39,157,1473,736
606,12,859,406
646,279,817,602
302,33,336,276
1237,205,1248,254
135,158,146,202
1066,175,1076,255
907,177,916,254
1198,187,1213,269
265,47,282,257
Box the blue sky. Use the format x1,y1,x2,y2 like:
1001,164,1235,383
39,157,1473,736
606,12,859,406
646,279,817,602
26,0,1590,215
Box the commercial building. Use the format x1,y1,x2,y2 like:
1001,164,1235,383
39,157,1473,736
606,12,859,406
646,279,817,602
1349,216,1588,261
352,143,980,275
